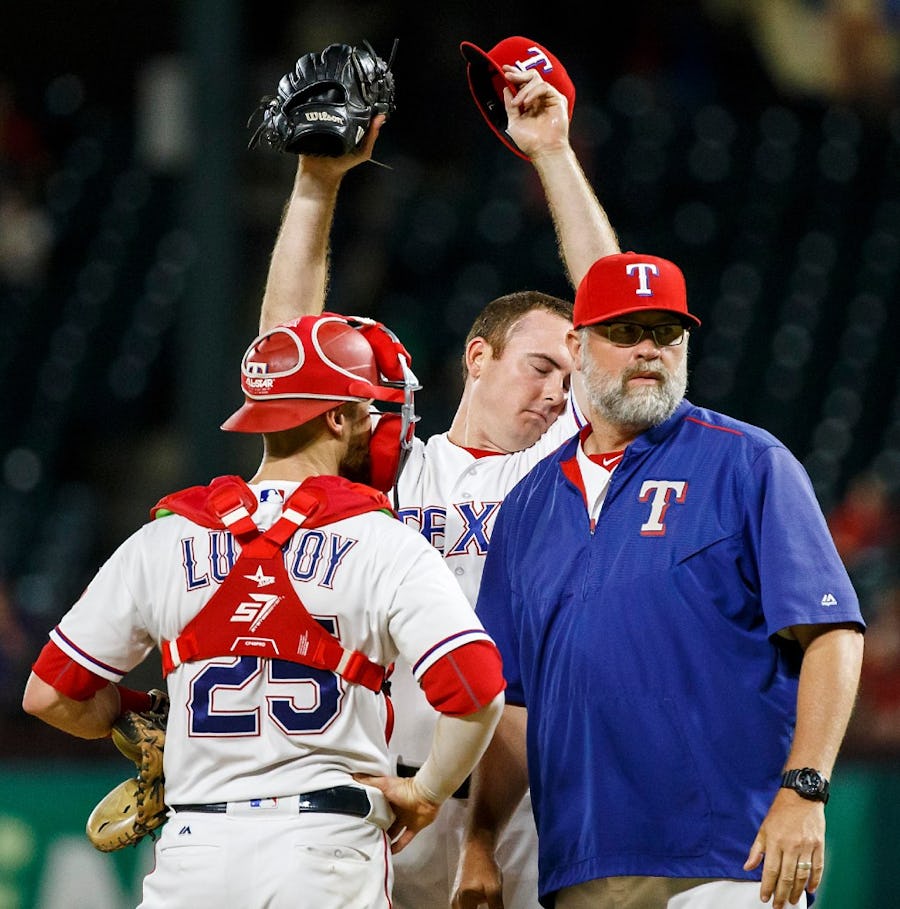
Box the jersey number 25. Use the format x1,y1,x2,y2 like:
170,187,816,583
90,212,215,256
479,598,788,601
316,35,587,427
188,618,343,736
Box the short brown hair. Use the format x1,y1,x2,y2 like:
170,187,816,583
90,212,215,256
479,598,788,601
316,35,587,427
461,291,573,381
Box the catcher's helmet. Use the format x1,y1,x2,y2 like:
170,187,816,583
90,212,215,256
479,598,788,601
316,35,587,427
222,313,420,492
459,36,575,161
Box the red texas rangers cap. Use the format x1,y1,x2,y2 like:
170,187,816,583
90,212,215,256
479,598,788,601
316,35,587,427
222,314,407,434
459,36,575,161
573,253,702,329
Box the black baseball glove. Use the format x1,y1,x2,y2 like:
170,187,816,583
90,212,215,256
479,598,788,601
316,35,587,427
248,40,397,156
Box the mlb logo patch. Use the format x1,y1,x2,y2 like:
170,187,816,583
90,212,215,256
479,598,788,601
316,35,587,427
260,488,285,503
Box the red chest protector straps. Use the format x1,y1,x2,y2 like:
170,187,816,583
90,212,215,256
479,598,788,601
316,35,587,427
156,476,392,693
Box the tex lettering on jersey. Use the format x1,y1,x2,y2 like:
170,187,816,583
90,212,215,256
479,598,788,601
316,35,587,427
154,476,392,692
397,500,502,556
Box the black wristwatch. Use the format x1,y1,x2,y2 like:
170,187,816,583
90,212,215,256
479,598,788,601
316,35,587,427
781,768,830,804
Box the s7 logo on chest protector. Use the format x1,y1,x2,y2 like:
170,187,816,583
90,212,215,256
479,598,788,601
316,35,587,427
638,480,687,536
231,593,281,630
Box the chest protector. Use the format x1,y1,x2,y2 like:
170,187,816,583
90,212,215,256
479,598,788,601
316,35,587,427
154,475,392,692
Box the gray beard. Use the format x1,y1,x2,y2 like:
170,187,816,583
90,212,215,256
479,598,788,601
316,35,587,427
581,343,688,433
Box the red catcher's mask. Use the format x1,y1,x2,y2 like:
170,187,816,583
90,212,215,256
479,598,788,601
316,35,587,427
222,313,420,495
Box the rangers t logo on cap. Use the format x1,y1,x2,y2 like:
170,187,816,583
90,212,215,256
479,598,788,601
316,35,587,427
573,253,702,329
513,45,552,76
627,262,661,297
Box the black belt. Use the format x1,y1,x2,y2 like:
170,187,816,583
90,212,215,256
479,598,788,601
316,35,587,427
172,785,371,818
397,762,470,800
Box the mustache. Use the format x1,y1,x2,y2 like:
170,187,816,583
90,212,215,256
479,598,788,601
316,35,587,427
622,363,668,382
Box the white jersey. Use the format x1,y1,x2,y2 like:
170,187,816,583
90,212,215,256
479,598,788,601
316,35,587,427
50,481,490,805
390,402,581,764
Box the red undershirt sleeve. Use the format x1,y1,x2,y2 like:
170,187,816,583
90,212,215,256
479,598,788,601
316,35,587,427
32,641,156,714
418,640,506,717
31,640,109,701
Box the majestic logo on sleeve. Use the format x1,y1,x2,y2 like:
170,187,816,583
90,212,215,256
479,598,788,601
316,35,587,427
638,480,687,536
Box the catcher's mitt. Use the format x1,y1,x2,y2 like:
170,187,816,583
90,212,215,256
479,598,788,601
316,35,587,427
248,39,397,156
86,690,169,852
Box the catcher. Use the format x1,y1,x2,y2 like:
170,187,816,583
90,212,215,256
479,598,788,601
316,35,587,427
23,41,506,909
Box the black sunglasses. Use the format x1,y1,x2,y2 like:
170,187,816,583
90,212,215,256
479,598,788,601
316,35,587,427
592,321,687,347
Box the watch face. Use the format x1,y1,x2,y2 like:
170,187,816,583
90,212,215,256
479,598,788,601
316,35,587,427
797,769,824,794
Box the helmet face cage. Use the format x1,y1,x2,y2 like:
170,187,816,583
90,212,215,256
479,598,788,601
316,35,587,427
393,351,420,488
345,315,421,497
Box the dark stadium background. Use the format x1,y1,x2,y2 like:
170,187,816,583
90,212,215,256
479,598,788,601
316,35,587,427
0,3,898,906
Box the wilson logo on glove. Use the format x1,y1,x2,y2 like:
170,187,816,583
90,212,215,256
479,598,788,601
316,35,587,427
305,111,345,124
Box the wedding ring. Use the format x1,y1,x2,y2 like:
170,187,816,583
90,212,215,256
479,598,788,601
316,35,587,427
797,861,812,870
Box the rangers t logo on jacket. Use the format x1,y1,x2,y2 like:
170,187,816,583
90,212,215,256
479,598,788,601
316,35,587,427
638,480,687,536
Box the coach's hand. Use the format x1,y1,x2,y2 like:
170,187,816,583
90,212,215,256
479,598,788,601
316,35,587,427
744,788,825,908
353,772,440,853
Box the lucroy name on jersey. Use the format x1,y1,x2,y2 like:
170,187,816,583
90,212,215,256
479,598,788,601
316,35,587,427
180,529,358,591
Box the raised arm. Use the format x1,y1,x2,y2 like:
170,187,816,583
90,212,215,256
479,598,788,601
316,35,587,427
504,67,620,288
259,116,386,332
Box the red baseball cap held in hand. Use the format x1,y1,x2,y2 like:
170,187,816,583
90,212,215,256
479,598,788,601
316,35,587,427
459,36,575,160
573,253,702,329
